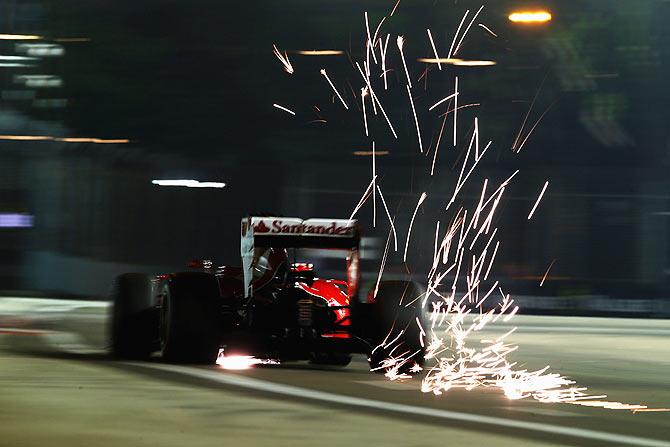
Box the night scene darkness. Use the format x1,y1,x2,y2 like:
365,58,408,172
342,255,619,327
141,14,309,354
1,2,670,447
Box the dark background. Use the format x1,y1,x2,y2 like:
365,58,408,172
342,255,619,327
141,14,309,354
1,0,668,309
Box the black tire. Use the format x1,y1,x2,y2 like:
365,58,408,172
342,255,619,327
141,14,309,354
159,272,222,364
368,280,426,373
110,273,156,360
309,353,352,367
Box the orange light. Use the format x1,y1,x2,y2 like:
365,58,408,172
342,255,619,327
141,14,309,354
508,11,552,23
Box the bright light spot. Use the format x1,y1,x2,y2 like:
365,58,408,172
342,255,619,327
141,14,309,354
216,352,279,370
417,57,496,66
296,50,344,56
0,34,41,40
151,179,226,189
0,213,33,228
508,11,552,23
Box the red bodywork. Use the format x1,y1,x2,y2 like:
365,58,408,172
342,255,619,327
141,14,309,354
208,264,352,338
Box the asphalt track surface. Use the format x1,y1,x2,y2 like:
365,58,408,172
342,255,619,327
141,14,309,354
1,297,669,447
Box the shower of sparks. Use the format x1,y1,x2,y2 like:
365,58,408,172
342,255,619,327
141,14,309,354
272,103,296,115
407,85,423,152
540,259,556,287
478,23,498,37
527,180,549,220
268,5,662,414
397,36,412,88
426,29,441,70
403,192,427,262
320,68,349,110
272,44,294,74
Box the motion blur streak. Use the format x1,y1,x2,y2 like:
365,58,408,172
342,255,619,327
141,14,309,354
0,34,41,40
0,135,129,143
296,50,344,56
151,180,226,188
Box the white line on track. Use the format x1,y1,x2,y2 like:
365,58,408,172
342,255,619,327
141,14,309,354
128,362,670,447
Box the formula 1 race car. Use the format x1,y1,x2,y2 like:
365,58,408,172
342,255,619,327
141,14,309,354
110,216,425,371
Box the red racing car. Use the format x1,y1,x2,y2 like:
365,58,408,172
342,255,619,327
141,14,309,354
110,216,425,371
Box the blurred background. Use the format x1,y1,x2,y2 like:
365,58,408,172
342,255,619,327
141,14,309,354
0,0,668,316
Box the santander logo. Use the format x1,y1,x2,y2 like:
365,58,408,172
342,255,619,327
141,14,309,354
252,218,354,236
253,221,271,233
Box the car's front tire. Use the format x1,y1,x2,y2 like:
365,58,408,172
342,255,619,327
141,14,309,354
159,272,222,364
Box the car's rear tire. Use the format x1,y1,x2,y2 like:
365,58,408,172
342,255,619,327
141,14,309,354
159,272,222,364
110,273,156,360
368,280,426,373
309,353,352,367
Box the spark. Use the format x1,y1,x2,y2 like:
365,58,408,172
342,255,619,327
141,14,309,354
272,44,294,74
514,101,558,153
512,75,546,152
397,36,412,88
453,5,485,56
453,76,459,146
320,69,349,110
372,141,377,226
540,259,557,287
403,192,427,262
355,62,398,138
380,34,391,90
406,85,423,152
390,0,401,16
376,185,399,251
272,103,296,115
478,23,498,37
527,181,549,220
426,29,441,70
361,88,369,136
348,176,377,222
373,230,393,299
365,12,378,65
428,92,457,112
448,9,469,59
431,108,449,176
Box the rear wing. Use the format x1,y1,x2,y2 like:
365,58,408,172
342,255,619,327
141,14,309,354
240,216,360,297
